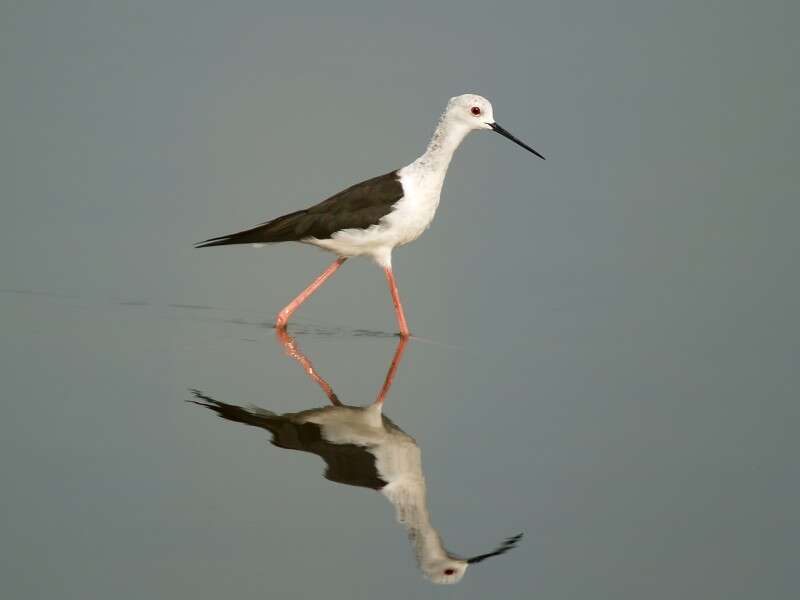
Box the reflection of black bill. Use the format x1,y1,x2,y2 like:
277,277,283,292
466,532,524,564
489,123,545,160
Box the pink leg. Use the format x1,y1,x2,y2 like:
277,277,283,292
373,336,408,406
276,257,347,330
275,328,340,406
383,267,410,337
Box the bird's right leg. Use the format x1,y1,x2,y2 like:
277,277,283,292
275,257,347,330
383,266,410,337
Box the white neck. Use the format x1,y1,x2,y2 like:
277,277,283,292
409,114,470,180
382,479,449,570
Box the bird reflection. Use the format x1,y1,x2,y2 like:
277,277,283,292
191,330,522,584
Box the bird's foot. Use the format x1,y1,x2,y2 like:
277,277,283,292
275,312,290,330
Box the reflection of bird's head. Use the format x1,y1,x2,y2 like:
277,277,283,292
422,557,468,584
422,533,524,585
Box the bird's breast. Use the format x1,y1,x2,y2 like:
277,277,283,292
384,170,444,246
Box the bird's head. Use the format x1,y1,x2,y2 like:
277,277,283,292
447,93,545,160
447,93,496,131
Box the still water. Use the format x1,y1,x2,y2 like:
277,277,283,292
1,287,795,599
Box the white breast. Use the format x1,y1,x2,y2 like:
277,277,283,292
382,166,444,243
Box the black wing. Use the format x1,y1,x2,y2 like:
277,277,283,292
195,170,403,247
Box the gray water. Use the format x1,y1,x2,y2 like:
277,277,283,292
2,1,798,598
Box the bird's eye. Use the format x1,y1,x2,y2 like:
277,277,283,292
444,568,456,575
470,106,481,116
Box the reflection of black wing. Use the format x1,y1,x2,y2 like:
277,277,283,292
190,391,386,491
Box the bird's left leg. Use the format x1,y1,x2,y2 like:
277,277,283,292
383,266,410,337
275,257,347,330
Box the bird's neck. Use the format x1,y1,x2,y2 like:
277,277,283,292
382,479,449,569
410,115,470,181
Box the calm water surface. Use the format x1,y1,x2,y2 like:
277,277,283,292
1,288,796,599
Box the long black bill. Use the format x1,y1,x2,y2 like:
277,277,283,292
490,123,545,160
466,532,524,564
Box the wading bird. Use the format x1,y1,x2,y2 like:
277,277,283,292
196,94,544,335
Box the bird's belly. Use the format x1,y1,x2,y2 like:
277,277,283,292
382,202,436,246
383,189,442,245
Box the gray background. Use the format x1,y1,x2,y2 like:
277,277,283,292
1,1,798,598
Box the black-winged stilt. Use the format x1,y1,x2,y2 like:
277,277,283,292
196,94,544,336
190,330,523,584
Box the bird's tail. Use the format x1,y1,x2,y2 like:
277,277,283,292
194,209,310,247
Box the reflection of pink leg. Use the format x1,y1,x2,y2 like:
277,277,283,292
383,267,410,337
374,336,408,406
275,257,347,330
275,328,341,406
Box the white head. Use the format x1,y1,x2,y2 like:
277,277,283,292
445,93,545,159
446,93,496,131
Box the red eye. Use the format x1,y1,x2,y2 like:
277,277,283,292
470,106,481,116
444,568,456,575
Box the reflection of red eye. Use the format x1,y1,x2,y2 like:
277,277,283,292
444,568,456,575
470,106,481,116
